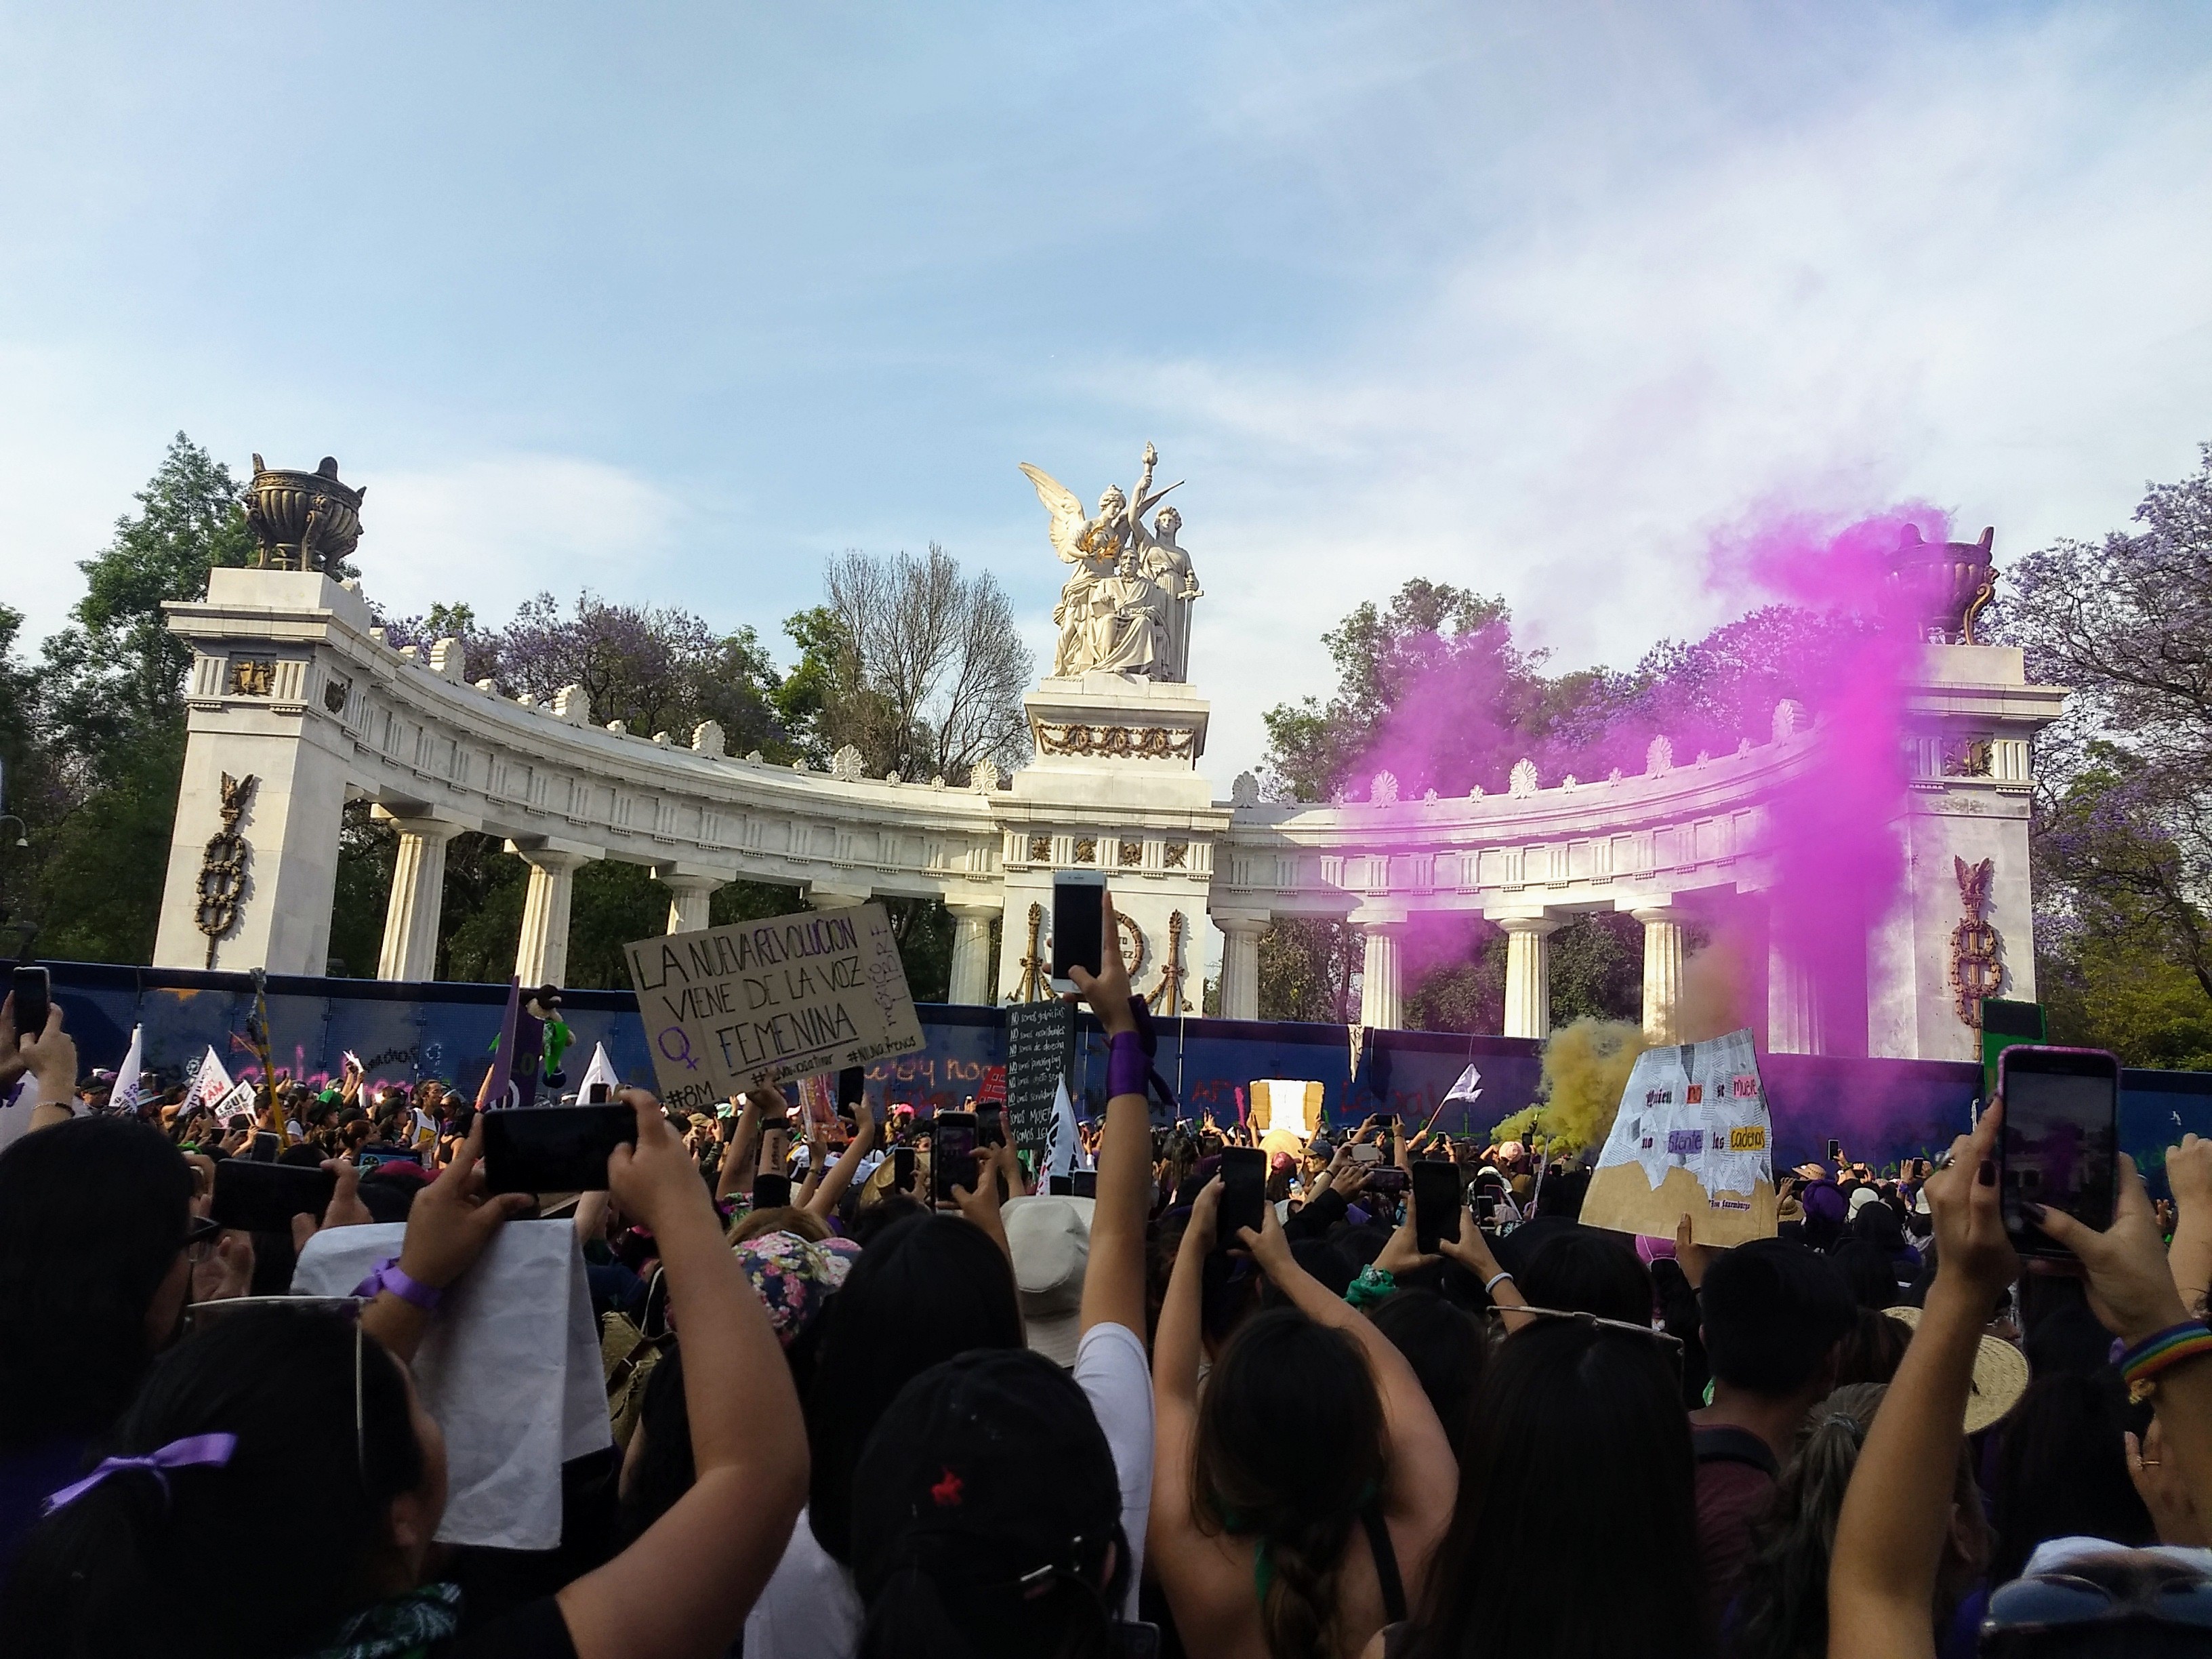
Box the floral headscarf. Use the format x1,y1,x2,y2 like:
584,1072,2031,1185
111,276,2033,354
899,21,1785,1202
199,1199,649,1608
732,1230,861,1347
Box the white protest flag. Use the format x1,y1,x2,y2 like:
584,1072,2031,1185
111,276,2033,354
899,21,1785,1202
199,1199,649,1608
1045,1077,1081,1181
213,1078,258,1128
108,1025,145,1116
188,1046,234,1111
576,1043,620,1104
1443,1063,1483,1105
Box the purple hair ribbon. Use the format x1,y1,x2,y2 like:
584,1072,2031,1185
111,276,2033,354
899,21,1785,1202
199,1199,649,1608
43,1433,238,1513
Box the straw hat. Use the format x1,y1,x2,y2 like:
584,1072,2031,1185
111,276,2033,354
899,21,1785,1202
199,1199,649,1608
1883,1305,2030,1434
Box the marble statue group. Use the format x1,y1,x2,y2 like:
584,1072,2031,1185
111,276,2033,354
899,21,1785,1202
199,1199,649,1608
1021,442,1204,682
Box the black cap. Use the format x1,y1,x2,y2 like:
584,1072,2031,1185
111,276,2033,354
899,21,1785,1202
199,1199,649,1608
851,1349,1122,1608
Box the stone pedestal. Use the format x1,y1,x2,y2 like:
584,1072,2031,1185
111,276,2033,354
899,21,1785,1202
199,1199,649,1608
998,673,1230,1015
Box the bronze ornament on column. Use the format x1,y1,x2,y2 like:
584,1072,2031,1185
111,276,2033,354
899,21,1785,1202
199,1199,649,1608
194,772,259,968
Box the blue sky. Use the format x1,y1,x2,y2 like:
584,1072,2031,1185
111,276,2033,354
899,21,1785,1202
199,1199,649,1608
3,1,2210,785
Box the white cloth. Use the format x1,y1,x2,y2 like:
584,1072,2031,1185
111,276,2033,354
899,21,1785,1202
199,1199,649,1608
108,1025,144,1116
188,1046,234,1111
576,1042,620,1101
291,1220,609,1550
743,1319,1156,1656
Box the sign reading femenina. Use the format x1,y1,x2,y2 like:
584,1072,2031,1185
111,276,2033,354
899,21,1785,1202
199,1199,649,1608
625,904,924,1115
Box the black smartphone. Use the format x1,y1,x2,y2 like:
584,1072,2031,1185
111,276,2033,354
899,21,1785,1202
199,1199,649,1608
977,1101,1006,1149
1071,1169,1098,1198
754,1172,794,1210
1998,1045,2121,1258
1048,1174,1073,1195
1218,1145,1266,1244
480,1105,638,1195
1825,1139,1843,1166
8,963,49,1043
1413,1159,1462,1254
1475,1188,1499,1225
893,1145,916,1192
934,1111,978,1207
1366,1166,1408,1197
1050,871,1106,994
211,1160,337,1234
586,1082,611,1105
249,1132,281,1163
837,1066,865,1114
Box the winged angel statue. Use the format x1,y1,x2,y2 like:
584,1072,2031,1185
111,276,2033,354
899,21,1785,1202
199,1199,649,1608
1020,442,1204,682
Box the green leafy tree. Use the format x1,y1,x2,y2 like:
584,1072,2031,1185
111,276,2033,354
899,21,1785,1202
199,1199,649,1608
3,435,254,962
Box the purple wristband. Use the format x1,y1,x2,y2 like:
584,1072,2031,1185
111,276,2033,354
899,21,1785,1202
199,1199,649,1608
1106,1031,1148,1100
352,1255,443,1313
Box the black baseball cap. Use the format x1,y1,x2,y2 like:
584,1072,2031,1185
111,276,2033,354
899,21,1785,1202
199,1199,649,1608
851,1349,1124,1632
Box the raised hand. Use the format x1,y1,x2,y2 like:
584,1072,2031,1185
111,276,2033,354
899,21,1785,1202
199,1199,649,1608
2031,1151,2190,1345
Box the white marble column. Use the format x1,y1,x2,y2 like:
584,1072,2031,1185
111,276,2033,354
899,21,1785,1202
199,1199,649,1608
510,845,591,987
374,813,464,982
1498,914,1561,1040
1767,925,1827,1055
1357,920,1404,1030
945,901,1000,1005
652,866,726,936
1633,905,1688,1045
1215,914,1270,1021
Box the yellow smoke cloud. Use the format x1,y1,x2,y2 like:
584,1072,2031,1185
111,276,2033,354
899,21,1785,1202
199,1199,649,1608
1489,1016,1650,1155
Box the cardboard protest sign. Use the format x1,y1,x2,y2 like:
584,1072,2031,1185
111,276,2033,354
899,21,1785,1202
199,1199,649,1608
1580,1027,1778,1247
625,903,924,1115
1004,1000,1076,1160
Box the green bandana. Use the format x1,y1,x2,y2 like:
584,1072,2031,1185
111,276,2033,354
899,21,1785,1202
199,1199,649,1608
300,1583,462,1659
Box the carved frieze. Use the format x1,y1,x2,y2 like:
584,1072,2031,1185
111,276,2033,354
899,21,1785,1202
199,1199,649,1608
1035,722,1197,760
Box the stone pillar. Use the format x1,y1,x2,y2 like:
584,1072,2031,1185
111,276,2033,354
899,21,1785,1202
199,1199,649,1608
1357,920,1404,1031
1214,914,1270,1021
945,902,1001,1006
509,845,592,987
652,866,726,936
1767,924,1827,1056
374,812,464,982
1498,914,1561,1040
1632,905,1688,1045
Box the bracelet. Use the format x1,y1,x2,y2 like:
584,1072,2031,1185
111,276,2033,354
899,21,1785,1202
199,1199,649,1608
352,1256,444,1313
1484,1270,1514,1295
2120,1319,2212,1404
1345,1264,1397,1311
1105,1031,1148,1100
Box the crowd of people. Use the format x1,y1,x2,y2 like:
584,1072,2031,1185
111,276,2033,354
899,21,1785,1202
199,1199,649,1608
3,893,2211,1656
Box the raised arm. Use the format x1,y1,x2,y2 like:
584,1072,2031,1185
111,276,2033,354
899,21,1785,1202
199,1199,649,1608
560,1090,809,1659
1242,1204,1458,1536
1071,888,1148,1338
804,1096,878,1217
13,1002,80,1135
714,1095,760,1205
1829,1105,2015,1659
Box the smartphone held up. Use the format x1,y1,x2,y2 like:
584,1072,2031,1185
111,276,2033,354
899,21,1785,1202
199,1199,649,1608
1049,872,1106,995
1996,1044,2121,1258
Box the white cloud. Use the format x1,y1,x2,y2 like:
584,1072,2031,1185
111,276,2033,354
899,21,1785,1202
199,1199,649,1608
1124,9,2212,784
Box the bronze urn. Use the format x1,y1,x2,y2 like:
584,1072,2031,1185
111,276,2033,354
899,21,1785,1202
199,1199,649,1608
1887,524,1995,644
243,455,365,573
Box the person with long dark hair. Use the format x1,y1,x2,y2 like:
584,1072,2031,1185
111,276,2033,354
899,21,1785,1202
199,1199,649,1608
1385,1312,1702,1659
1151,1181,1456,1659
1,1090,808,1658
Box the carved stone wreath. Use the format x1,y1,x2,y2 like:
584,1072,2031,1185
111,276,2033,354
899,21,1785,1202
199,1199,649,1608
1035,723,1197,760
194,772,259,968
1949,856,2003,1027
